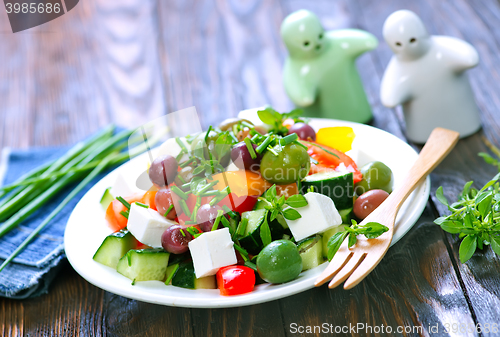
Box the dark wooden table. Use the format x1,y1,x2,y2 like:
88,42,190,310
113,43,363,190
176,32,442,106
1,0,500,336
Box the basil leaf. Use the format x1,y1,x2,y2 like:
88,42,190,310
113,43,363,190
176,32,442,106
439,220,464,234
490,235,500,257
348,232,357,248
266,185,277,200
285,194,308,208
278,195,286,207
463,211,474,228
259,217,272,247
257,108,278,125
359,222,389,239
192,166,204,175
459,235,477,263
461,181,474,199
327,232,348,261
434,216,449,225
476,192,493,219
435,186,449,206
283,208,301,220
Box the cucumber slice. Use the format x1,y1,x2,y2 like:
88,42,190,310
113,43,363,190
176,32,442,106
253,199,268,210
117,248,170,282
195,275,217,289
93,230,136,269
339,208,354,224
239,209,286,255
301,171,354,210
100,188,114,211
171,260,217,289
321,226,347,259
243,209,266,236
297,235,324,271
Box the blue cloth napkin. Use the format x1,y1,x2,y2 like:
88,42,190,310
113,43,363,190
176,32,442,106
0,146,111,299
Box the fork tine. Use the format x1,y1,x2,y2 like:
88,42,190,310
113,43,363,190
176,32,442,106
328,252,366,289
314,249,352,287
343,252,385,290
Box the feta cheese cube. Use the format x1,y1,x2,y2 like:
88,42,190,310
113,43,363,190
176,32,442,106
188,227,237,278
157,137,190,163
111,173,136,198
286,192,342,241
127,203,177,247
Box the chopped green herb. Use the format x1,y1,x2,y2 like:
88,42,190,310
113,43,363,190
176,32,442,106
256,136,272,154
236,218,248,237
165,264,179,285
244,138,257,160
179,158,195,168
120,210,129,219
135,202,149,209
179,199,191,218
211,210,224,231
279,133,298,146
234,243,249,261
294,141,309,151
267,146,278,156
164,204,174,218
244,261,257,272
116,196,131,210
171,185,189,201
175,137,188,153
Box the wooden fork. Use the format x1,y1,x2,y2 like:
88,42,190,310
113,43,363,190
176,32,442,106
314,127,460,290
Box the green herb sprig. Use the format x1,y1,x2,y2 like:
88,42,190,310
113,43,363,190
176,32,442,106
326,220,389,261
256,107,305,136
256,185,308,246
434,172,500,263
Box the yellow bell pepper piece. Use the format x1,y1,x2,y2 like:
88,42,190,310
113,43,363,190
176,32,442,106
316,127,355,153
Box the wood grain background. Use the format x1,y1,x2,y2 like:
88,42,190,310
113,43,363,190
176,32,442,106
1,0,500,336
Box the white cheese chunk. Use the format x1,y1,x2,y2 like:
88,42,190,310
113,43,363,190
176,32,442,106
157,137,190,163
286,192,342,241
110,173,136,198
188,227,237,278
127,203,177,247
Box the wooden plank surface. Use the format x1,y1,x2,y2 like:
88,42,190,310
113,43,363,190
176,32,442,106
1,0,500,335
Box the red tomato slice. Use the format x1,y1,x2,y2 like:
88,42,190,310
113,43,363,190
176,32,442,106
105,193,144,232
141,190,157,211
217,193,258,214
216,265,256,296
302,141,362,183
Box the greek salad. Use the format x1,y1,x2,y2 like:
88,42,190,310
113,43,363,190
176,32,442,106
93,108,394,295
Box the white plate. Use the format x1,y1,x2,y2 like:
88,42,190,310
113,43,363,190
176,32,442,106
64,118,430,308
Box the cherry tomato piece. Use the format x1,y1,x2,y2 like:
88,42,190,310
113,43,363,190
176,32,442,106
302,141,362,183
216,265,256,296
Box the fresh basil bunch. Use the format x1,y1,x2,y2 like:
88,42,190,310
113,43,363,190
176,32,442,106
435,172,500,263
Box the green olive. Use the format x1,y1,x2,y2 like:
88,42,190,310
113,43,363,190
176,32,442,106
256,240,302,284
260,143,310,184
354,161,393,195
